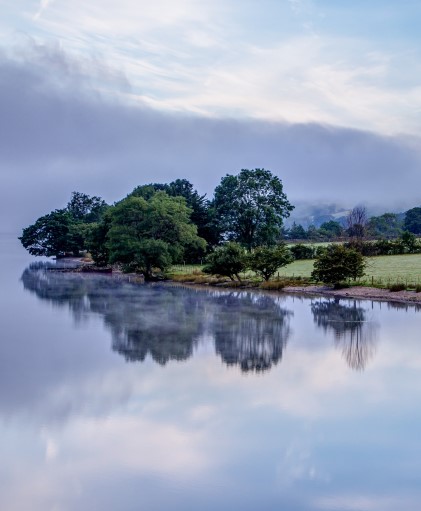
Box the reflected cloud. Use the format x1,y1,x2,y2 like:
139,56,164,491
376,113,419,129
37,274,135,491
311,298,378,371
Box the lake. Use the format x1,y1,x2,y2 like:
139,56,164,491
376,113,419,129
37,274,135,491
2,233,421,510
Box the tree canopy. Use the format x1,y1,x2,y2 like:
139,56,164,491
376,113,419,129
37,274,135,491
213,168,293,249
107,192,206,278
19,209,79,257
130,179,220,247
19,192,108,258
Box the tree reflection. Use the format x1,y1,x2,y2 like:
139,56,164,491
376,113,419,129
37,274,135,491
212,292,292,372
21,265,292,373
311,298,378,371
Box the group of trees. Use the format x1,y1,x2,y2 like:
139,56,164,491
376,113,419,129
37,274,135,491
20,169,294,280
287,206,421,241
203,242,293,282
19,168,421,287
19,192,107,258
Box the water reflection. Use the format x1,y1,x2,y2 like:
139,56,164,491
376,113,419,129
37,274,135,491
311,298,378,371
212,293,291,372
21,264,292,373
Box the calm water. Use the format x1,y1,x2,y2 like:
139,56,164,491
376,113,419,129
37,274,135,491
2,234,421,510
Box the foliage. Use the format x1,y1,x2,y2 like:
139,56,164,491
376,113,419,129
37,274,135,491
203,242,247,281
367,213,403,238
20,192,108,258
389,283,406,292
19,209,80,257
404,207,421,234
130,178,220,250
287,222,308,240
66,191,108,222
213,168,293,249
248,245,293,281
318,220,343,239
311,244,366,286
400,230,418,253
107,192,206,278
290,244,315,260
87,211,112,266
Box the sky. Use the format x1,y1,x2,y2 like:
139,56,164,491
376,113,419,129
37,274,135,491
1,0,421,231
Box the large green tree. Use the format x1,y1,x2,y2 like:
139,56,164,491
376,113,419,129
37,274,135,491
130,179,220,248
20,192,108,258
107,192,206,278
213,168,293,249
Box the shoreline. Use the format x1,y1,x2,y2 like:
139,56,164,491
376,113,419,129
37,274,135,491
281,284,421,305
166,280,421,306
51,258,421,306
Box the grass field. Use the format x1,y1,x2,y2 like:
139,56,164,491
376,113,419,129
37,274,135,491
171,253,421,287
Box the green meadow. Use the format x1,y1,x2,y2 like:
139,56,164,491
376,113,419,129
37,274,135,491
171,253,421,287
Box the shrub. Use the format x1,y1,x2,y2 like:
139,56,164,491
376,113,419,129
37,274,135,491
311,244,366,286
290,244,315,260
248,244,293,281
203,242,247,281
389,283,407,292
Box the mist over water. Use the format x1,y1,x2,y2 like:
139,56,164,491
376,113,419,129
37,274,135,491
2,235,421,510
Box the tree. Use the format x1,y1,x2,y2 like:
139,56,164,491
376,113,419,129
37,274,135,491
404,207,421,235
287,222,308,240
107,192,206,278
319,220,343,239
311,244,366,286
400,230,419,253
203,243,247,281
248,245,293,281
213,168,294,249
130,179,220,249
19,209,81,257
346,206,367,240
87,211,112,266
66,191,108,222
367,213,402,238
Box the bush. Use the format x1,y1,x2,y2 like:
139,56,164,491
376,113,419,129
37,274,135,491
389,283,406,292
290,244,315,260
203,242,247,281
311,244,366,286
248,245,293,281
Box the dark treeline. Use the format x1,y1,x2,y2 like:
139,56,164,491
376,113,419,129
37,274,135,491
286,207,421,243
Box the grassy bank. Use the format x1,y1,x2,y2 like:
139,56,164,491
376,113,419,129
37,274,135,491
170,253,421,288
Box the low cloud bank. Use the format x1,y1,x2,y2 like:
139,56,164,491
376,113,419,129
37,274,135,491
1,45,420,232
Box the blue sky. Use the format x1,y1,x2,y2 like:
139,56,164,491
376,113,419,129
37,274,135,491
1,0,421,230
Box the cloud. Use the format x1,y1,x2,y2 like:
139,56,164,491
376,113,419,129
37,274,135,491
34,0,55,21
3,1,421,135
1,44,421,233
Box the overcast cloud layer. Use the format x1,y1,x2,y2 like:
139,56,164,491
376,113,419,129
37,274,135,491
1,0,421,232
